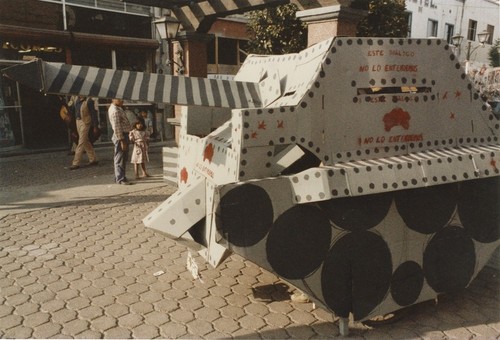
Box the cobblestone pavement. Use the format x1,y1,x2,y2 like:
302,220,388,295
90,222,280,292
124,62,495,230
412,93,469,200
0,144,499,339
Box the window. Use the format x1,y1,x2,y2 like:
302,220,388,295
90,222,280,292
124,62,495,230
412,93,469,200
486,25,494,44
445,24,454,44
427,19,438,37
468,20,477,41
406,12,412,37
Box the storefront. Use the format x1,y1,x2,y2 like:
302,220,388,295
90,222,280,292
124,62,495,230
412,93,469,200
0,0,159,150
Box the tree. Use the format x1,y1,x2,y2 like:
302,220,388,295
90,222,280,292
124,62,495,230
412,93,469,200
488,39,500,67
352,0,408,37
246,3,307,55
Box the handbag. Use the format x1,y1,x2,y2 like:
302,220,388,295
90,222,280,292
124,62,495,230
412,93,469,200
89,126,102,143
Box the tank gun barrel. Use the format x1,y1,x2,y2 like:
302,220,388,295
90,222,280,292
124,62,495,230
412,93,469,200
2,59,263,108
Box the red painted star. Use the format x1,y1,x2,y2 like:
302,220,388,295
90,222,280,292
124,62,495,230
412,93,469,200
449,112,455,119
203,143,214,163
251,131,258,139
180,167,188,183
442,91,448,100
455,90,461,98
258,121,266,130
277,120,284,128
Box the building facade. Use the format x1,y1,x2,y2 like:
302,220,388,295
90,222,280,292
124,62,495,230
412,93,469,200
406,0,499,64
0,0,159,150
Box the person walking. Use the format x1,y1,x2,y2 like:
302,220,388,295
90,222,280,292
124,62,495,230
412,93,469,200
108,98,132,185
69,96,99,170
129,119,150,179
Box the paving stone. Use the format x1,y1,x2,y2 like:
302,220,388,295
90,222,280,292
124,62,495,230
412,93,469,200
219,305,246,320
263,312,291,328
2,325,33,339
159,321,188,338
32,322,62,338
186,318,214,336
239,314,266,331
55,288,79,301
103,326,132,338
6,292,30,306
139,290,164,304
22,311,50,328
40,299,65,313
144,310,170,327
0,314,23,330
170,309,195,324
62,319,90,337
67,296,91,311
286,324,318,339
288,309,318,325
77,305,104,320
129,301,154,314
74,329,103,339
91,294,115,308
153,299,179,313
212,317,240,334
203,295,228,309
13,301,39,317
226,293,251,308
118,313,144,329
178,296,203,310
51,309,78,324
132,323,160,338
92,315,117,332
1,284,22,296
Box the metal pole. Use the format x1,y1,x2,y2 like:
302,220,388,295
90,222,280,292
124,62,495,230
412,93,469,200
62,0,67,31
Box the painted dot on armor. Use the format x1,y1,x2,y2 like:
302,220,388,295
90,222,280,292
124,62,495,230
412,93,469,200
217,184,273,247
411,179,418,185
458,176,499,243
241,160,247,166
321,231,392,320
351,81,357,87
279,137,285,143
423,226,475,293
239,171,245,177
304,174,310,180
395,183,458,234
318,192,392,231
169,219,176,225
450,54,455,61
391,261,424,306
266,205,332,280
332,189,338,196
344,189,350,195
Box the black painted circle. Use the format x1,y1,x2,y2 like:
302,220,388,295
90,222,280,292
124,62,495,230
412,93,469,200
395,183,458,234
318,192,393,231
217,184,273,247
321,231,392,320
266,205,331,280
423,226,475,293
458,177,500,243
390,261,424,306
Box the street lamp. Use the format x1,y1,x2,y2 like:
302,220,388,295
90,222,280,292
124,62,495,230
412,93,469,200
153,14,184,74
451,30,490,74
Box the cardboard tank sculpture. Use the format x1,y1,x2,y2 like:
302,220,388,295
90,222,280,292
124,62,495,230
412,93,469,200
4,37,499,323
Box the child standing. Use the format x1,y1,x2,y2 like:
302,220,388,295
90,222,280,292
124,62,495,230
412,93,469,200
129,120,150,179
